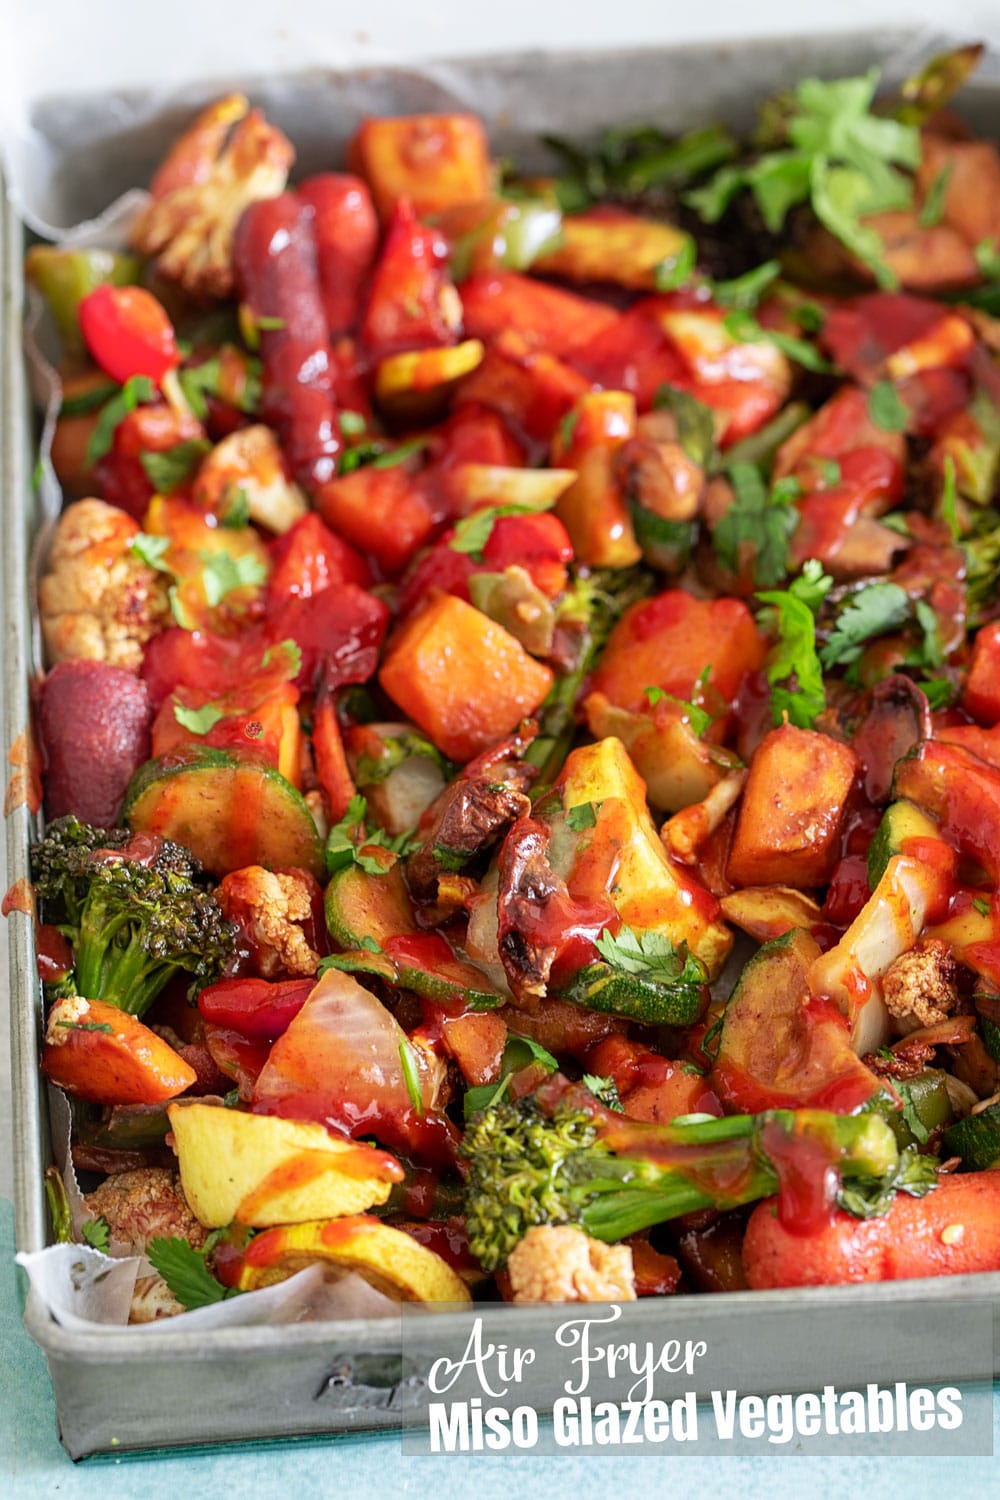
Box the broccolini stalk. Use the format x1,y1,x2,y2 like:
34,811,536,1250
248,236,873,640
460,1086,903,1271
526,569,654,786
31,816,235,1017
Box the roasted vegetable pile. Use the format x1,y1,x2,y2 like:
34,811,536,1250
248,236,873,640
22,47,1000,1317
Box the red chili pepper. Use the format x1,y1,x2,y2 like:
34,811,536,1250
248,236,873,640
78,284,179,386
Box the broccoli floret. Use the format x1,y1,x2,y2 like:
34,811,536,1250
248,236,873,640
459,1086,904,1271
31,815,236,1016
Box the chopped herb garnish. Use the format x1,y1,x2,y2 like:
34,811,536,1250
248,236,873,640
81,1216,111,1253
85,375,156,466
867,380,909,433
146,1235,239,1309
714,461,800,586
399,1038,425,1116
820,582,911,669
723,309,833,372
565,801,600,831
140,438,212,495
173,703,225,736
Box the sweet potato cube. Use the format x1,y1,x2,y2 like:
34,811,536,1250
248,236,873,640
348,113,493,221
379,594,553,762
727,725,857,888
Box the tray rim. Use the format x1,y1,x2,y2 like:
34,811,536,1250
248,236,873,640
7,26,1000,1380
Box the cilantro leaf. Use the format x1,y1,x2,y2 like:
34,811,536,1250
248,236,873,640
644,684,712,737
54,1019,114,1035
710,260,782,310
140,439,212,494
867,380,909,433
80,1216,111,1253
819,582,911,669
939,454,960,542
723,308,832,372
199,551,268,607
565,801,599,831
688,68,919,288
146,1235,238,1310
370,437,430,470
324,794,417,875
173,702,225,736
129,532,171,572
222,487,251,528
594,926,707,988
260,639,303,680
836,1145,938,1220
652,384,717,468
757,563,833,728
85,375,156,466
581,1074,625,1112
714,461,800,586
975,239,1000,280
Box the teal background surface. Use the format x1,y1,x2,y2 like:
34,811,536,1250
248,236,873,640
2,1197,996,1500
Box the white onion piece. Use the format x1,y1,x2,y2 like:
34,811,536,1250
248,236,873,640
254,968,439,1124
807,854,947,1052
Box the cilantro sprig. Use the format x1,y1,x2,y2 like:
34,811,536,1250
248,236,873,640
756,559,833,728
85,375,156,466
594,926,707,989
324,794,419,876
146,1235,241,1310
714,462,801,586
687,68,920,288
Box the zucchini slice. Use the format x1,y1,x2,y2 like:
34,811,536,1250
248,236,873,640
558,962,705,1025
324,860,505,1010
942,1102,1000,1170
123,748,324,878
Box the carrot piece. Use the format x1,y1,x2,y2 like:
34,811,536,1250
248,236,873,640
727,725,857,888
347,114,493,222
963,621,1000,724
744,1171,1000,1288
378,594,553,762
42,996,197,1106
312,683,356,822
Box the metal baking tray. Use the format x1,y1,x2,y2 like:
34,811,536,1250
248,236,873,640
5,30,1000,1461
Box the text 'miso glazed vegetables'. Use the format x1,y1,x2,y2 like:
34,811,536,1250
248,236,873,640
460,1078,918,1271
30,815,235,1015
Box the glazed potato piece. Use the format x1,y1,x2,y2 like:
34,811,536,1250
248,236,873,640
39,498,170,672
348,113,493,221
727,725,857,888
507,1225,636,1302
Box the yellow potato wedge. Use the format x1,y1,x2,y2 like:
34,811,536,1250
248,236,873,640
237,1215,472,1302
167,1101,403,1228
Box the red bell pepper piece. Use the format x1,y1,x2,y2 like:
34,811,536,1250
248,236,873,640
481,512,573,599
266,512,371,606
460,271,618,358
78,284,179,387
964,621,1000,725
198,977,316,1040
361,198,461,360
312,673,357,821
264,582,389,690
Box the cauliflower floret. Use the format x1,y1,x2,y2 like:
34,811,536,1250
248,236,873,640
84,1166,207,1323
507,1225,636,1303
39,498,170,672
129,94,294,299
218,865,321,978
883,938,959,1030
191,424,308,534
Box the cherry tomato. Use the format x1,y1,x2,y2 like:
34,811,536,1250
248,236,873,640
78,284,179,386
